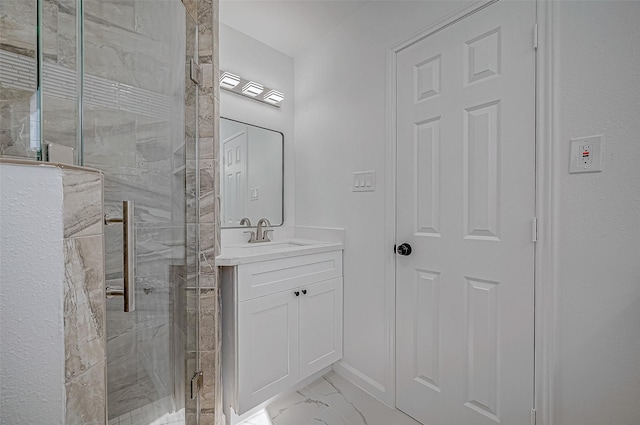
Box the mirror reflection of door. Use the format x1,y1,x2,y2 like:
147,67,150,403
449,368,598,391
220,117,284,228
222,129,248,226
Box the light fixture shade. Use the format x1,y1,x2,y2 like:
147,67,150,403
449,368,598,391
263,89,284,104
219,71,240,89
242,81,263,97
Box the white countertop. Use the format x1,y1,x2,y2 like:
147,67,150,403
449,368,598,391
216,238,343,266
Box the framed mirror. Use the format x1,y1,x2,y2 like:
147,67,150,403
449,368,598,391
220,117,284,228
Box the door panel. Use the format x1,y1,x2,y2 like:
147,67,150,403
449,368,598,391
222,130,248,226
299,278,343,379
82,1,195,423
237,290,299,413
395,2,536,424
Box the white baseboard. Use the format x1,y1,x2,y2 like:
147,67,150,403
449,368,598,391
332,361,389,406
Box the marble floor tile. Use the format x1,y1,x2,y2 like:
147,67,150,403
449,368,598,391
240,372,421,425
306,407,352,425
235,410,274,425
113,372,417,425
315,373,421,425
267,386,330,425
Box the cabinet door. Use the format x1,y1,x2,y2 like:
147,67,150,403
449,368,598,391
237,289,300,414
299,277,343,380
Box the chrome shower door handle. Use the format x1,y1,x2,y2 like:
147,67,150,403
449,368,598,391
104,201,135,312
122,200,135,312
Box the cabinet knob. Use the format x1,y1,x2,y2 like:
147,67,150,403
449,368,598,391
301,289,308,295
294,291,300,297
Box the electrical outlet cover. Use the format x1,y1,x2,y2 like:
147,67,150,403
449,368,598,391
569,135,603,173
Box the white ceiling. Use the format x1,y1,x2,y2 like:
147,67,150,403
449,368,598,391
219,0,371,58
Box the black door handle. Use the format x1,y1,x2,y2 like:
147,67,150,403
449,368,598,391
395,243,412,256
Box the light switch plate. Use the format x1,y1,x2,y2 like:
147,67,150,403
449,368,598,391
353,171,375,192
569,135,603,174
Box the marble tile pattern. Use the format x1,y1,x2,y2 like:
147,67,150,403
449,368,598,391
76,2,194,421
62,168,107,425
2,0,187,159
0,0,38,159
0,0,37,56
4,0,221,423
64,235,105,380
259,372,422,425
63,169,103,238
83,0,183,96
183,0,197,24
197,0,222,423
183,19,202,414
66,359,107,425
44,0,77,155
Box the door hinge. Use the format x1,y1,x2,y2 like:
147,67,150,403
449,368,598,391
531,408,537,425
531,217,538,242
190,371,203,399
190,59,202,85
533,23,539,50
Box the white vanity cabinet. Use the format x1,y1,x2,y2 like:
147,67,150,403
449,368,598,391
220,247,343,419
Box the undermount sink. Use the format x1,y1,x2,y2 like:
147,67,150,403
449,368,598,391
238,241,308,249
216,239,343,266
232,241,310,256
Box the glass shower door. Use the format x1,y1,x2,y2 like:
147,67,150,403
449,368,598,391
81,1,198,424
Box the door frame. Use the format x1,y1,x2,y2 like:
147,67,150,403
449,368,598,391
383,1,557,423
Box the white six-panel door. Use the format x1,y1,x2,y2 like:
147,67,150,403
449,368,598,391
222,130,248,226
395,2,536,424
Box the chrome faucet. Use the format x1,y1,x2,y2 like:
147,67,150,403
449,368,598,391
256,218,273,243
240,217,257,243
240,217,273,243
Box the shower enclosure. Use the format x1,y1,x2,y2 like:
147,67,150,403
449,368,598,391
1,1,203,424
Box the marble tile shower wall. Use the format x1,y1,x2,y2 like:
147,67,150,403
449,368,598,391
1,1,221,423
62,168,107,425
187,0,222,423
76,0,191,421
0,0,85,158
184,4,200,424
80,0,221,423
0,0,184,157
1,0,42,158
41,0,79,156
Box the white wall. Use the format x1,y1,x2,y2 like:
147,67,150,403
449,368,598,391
294,0,640,421
554,2,640,424
220,23,295,244
0,164,66,424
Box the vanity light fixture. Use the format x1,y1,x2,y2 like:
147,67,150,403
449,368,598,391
241,81,264,97
219,70,284,108
263,90,284,104
219,71,240,89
